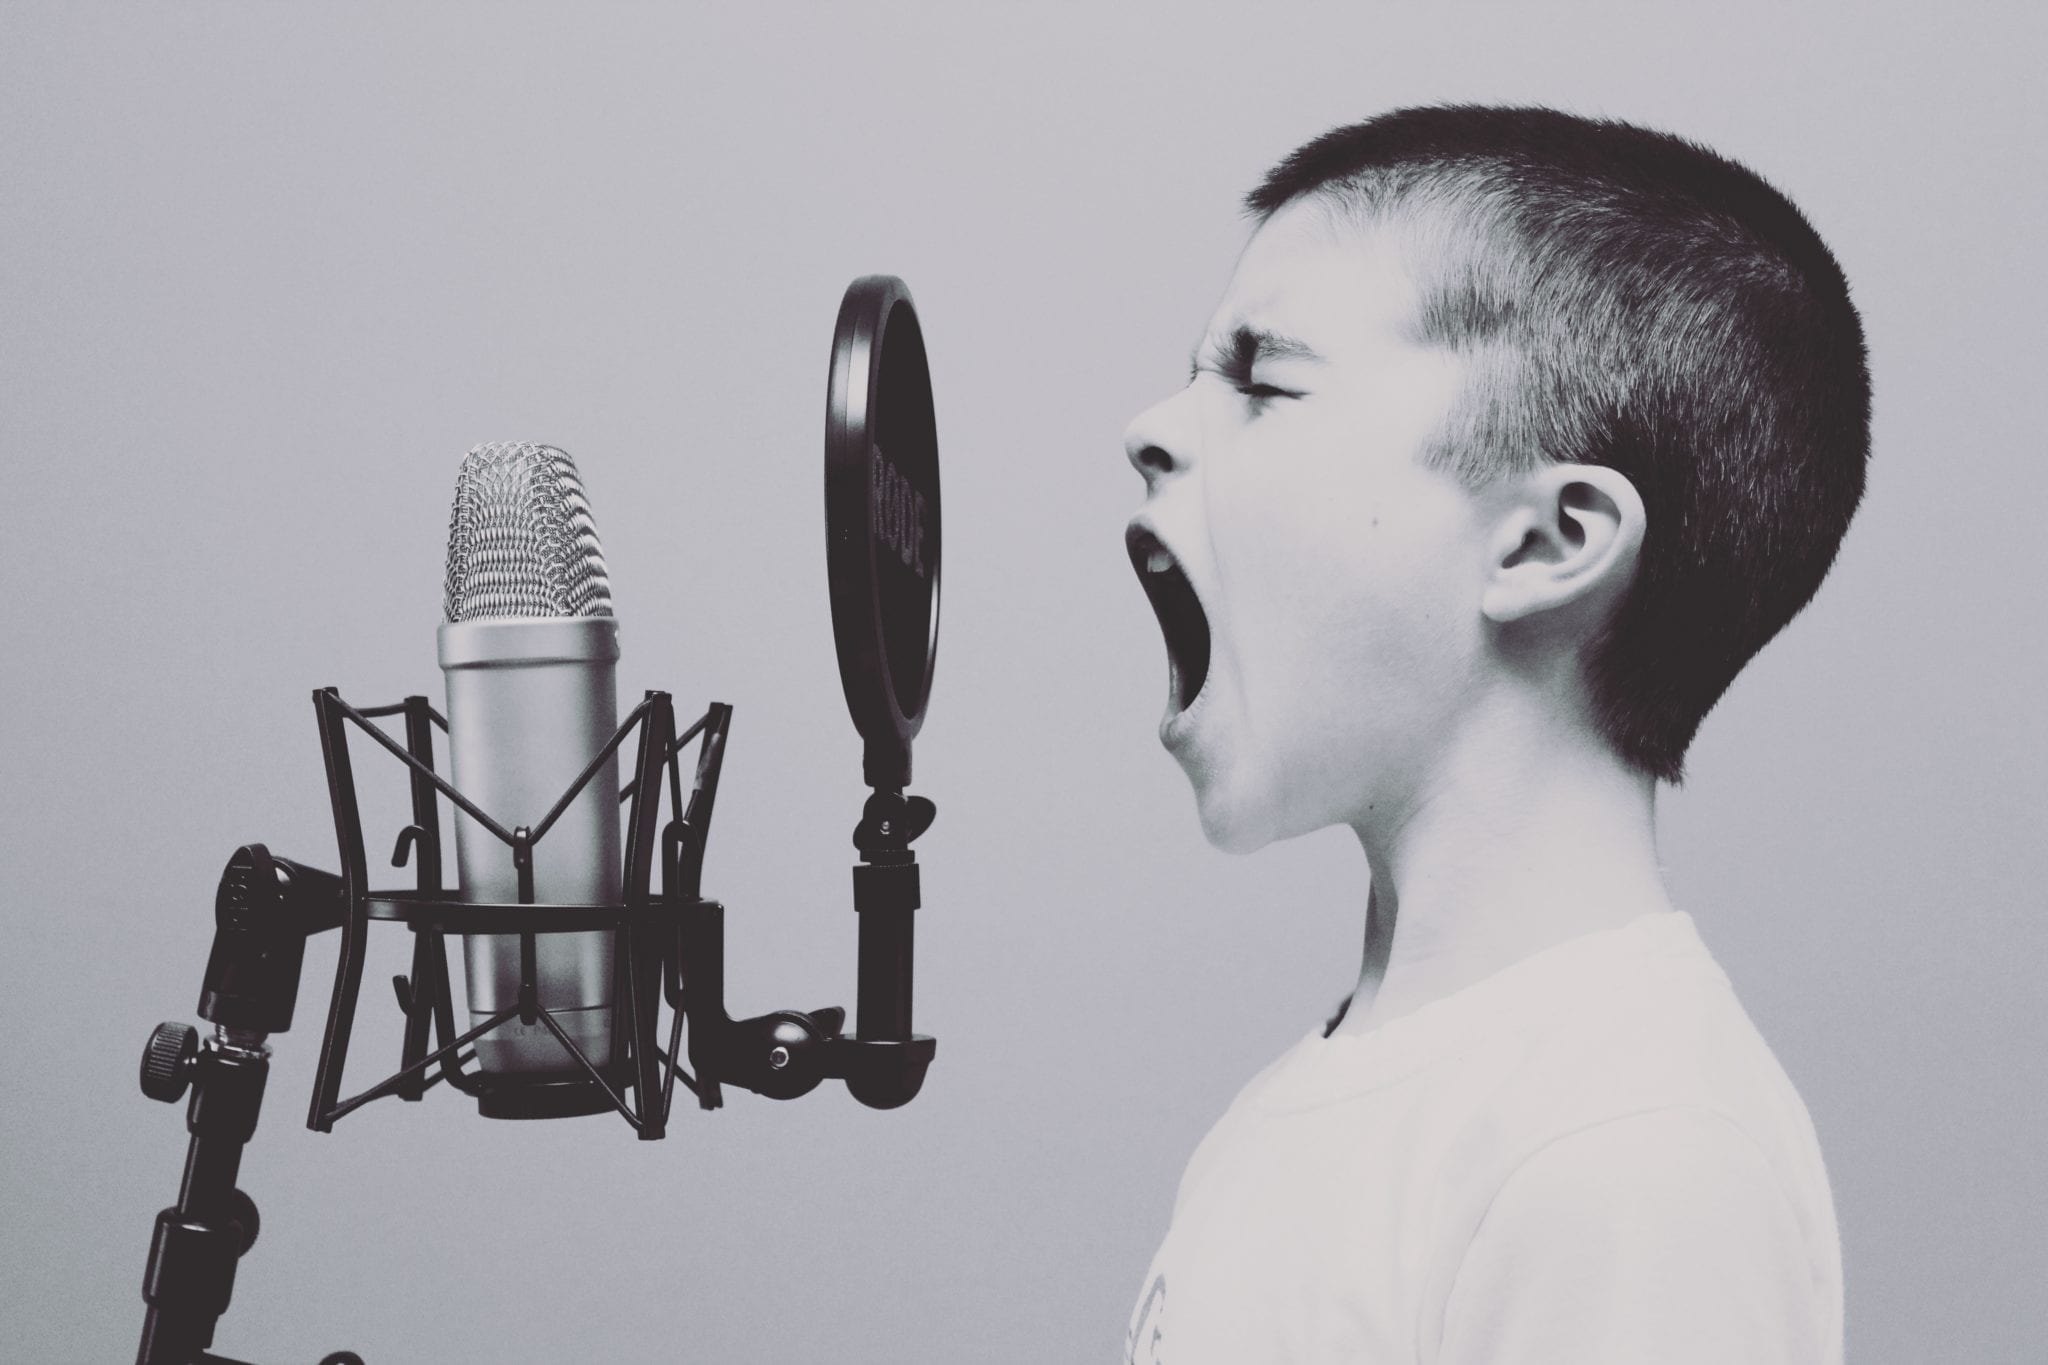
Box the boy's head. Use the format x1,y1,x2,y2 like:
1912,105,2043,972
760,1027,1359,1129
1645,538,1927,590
1126,105,1868,851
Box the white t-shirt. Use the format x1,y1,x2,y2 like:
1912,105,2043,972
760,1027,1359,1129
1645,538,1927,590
1125,912,1841,1364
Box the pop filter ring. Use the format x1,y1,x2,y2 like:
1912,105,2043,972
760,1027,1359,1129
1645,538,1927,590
825,275,941,791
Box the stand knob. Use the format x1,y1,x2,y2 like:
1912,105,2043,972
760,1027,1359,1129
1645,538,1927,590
140,1022,198,1103
224,1186,261,1255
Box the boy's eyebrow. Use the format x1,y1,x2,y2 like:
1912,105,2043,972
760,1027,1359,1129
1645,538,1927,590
1188,324,1327,381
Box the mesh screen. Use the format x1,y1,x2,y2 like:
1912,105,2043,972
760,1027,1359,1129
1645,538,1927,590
442,442,613,622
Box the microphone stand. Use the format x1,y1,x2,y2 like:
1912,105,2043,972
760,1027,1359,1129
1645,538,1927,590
135,847,359,1365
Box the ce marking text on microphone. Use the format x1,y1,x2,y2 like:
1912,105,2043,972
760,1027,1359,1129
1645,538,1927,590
131,276,943,1365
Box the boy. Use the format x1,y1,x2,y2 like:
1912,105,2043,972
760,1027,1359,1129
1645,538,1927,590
1122,106,1866,1363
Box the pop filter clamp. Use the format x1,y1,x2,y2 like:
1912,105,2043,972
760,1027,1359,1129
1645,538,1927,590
131,276,942,1364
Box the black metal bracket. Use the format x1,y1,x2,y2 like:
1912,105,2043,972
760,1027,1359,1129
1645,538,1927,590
303,688,706,1138
673,782,938,1112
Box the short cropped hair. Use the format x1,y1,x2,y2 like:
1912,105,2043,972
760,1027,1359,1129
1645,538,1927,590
1248,106,1870,782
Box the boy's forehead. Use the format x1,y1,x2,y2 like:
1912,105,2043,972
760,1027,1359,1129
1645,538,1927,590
1204,201,1429,358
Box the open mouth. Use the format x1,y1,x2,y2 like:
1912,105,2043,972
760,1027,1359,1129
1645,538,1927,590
1127,524,1212,714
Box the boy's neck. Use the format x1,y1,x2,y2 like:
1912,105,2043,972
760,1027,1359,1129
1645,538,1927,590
1331,704,1669,1038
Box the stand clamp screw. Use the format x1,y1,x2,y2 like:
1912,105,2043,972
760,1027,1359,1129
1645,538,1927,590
139,1021,199,1103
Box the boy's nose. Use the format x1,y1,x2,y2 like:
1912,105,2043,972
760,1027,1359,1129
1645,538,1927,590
1124,391,1194,487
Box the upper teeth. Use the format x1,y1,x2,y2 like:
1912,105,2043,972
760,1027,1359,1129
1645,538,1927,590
1146,549,1174,574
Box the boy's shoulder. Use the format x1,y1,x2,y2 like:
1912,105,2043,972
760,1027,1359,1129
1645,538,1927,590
1415,912,1844,1360
1225,912,1814,1142
1185,912,1828,1198
1196,911,1836,1264
1141,913,1842,1362
1447,911,1823,1174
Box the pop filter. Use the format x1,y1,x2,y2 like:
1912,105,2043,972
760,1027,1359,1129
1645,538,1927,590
825,275,940,791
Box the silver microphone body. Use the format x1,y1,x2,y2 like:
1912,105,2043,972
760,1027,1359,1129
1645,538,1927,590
440,618,620,1074
438,442,621,1077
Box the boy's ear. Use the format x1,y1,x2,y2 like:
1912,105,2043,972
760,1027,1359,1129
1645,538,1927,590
1479,464,1646,627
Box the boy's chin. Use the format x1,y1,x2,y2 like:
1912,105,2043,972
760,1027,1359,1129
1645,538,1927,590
1191,778,1285,855
1188,756,1354,854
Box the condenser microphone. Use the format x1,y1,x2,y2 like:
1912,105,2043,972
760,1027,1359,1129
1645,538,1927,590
439,442,622,1077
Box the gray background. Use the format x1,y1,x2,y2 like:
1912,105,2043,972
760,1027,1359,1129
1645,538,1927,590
3,3,2042,1361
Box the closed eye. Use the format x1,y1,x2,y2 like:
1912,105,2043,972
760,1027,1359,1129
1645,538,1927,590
1235,381,1301,410
1188,324,1324,405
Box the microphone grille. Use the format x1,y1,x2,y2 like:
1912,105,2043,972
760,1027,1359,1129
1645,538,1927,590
443,442,615,622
